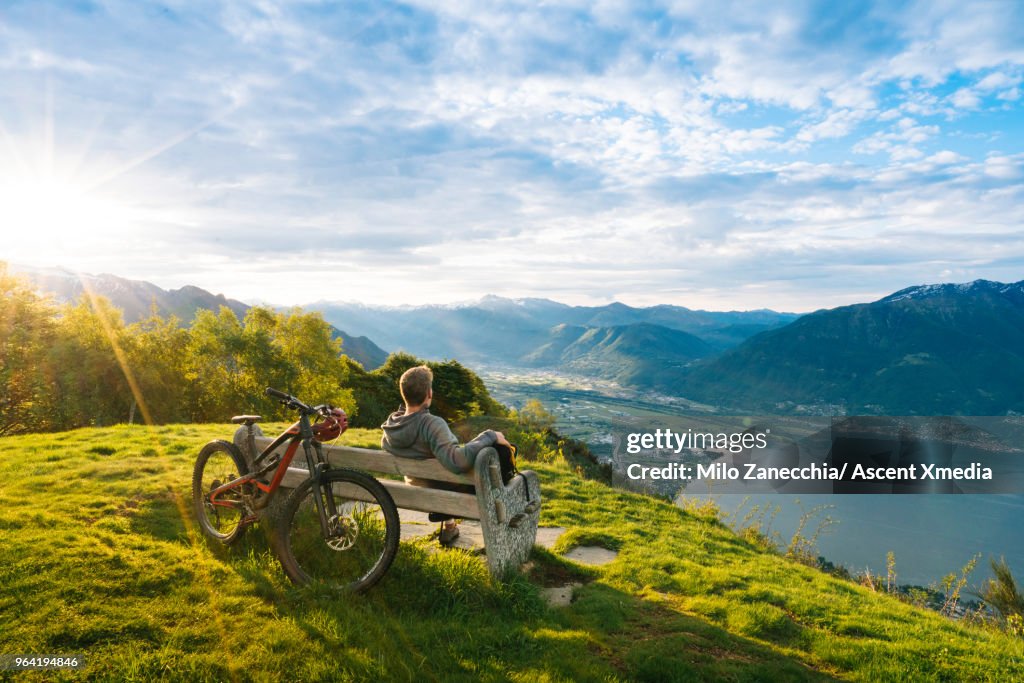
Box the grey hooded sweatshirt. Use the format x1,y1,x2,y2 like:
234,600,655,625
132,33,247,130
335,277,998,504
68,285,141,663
380,408,497,474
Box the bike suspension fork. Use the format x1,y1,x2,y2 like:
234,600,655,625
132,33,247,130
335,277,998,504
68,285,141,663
301,439,338,538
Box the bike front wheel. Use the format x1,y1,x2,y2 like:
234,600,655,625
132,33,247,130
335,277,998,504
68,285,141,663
277,469,400,593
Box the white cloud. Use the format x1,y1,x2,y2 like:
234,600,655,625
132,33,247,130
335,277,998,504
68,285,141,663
796,109,869,144
948,71,1023,110
853,117,940,161
883,1,1024,82
998,87,1021,102
976,71,1020,91
951,88,982,109
985,155,1023,180
924,150,966,165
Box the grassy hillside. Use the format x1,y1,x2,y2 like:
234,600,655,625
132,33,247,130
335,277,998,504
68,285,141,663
1,425,1022,681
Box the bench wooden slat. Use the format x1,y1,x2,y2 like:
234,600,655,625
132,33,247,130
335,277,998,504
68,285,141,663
279,466,481,519
253,436,472,486
364,481,479,519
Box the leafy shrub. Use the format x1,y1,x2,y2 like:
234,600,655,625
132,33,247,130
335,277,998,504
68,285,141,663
980,557,1024,632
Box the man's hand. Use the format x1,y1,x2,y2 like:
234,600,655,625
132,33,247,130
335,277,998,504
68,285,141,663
494,431,511,447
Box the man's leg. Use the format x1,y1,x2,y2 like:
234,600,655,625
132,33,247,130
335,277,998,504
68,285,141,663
404,476,474,545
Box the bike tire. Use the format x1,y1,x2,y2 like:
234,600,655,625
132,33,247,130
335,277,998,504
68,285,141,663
192,440,250,545
277,468,400,593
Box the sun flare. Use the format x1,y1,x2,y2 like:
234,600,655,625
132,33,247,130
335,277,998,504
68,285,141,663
0,170,139,266
2,176,127,234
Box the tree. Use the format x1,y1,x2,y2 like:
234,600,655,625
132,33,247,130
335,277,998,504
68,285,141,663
0,264,56,434
516,399,556,432
374,352,422,384
269,307,355,417
0,273,498,434
430,359,506,422
48,296,132,428
183,306,356,422
125,307,192,424
183,306,295,421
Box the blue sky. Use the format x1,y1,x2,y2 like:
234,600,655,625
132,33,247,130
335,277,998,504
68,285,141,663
1,0,1022,311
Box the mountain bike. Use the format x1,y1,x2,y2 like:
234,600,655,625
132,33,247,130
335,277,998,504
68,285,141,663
192,387,400,593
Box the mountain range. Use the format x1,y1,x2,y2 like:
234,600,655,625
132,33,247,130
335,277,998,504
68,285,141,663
676,280,1024,415
309,295,797,364
15,264,251,323
14,262,1024,415
11,264,388,371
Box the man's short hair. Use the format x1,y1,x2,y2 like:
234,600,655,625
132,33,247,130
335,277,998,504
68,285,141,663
400,365,433,406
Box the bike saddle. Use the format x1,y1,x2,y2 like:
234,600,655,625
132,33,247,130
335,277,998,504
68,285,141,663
231,415,262,425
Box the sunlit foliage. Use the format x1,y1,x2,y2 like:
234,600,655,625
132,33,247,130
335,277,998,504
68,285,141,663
0,264,358,432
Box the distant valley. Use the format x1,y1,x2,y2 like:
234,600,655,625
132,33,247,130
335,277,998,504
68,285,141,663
310,295,797,387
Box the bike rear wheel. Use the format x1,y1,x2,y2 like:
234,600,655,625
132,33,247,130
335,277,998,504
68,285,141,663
277,469,400,593
192,440,250,545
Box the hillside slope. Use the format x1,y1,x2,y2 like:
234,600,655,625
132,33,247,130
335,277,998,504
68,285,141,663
1,425,1021,680
524,323,712,387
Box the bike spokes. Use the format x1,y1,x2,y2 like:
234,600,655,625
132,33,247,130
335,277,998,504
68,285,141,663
194,445,249,542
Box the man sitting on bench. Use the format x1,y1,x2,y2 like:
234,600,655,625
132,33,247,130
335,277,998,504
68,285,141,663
381,365,511,546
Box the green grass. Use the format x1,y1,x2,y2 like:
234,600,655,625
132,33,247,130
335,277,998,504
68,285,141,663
1,424,1022,681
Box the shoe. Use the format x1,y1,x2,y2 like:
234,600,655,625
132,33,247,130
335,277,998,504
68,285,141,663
438,523,460,547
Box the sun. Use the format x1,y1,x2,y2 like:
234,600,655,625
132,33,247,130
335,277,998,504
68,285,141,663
0,172,134,265
1,175,123,233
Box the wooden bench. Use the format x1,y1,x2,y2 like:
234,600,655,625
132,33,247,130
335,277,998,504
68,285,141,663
233,425,541,577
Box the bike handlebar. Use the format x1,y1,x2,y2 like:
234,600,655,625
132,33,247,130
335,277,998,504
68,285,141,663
265,387,291,401
266,387,310,413
265,387,334,417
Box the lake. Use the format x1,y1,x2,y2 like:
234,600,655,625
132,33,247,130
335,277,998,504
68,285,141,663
696,493,1024,586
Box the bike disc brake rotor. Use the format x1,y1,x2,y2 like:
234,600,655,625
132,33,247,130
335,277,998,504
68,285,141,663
325,510,359,551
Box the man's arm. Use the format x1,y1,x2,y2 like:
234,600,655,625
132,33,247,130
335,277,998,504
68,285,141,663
420,415,505,474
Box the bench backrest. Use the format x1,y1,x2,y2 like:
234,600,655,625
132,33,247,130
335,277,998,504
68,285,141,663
255,437,473,485
251,435,483,519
